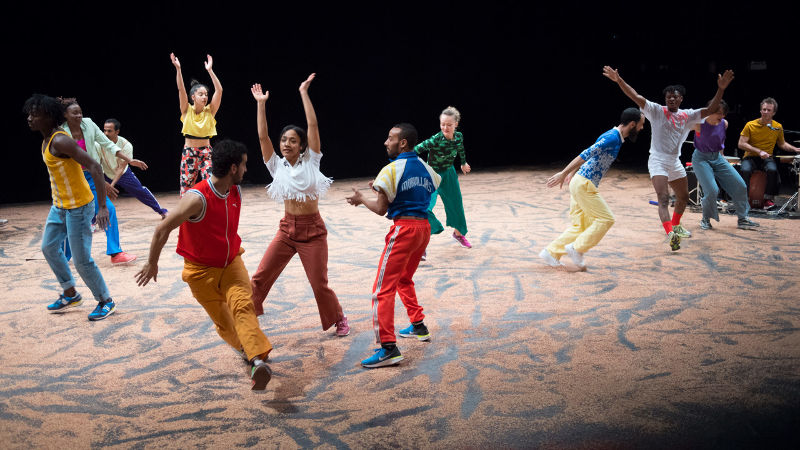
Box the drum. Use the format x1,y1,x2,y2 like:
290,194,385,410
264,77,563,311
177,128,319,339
775,155,800,163
748,170,767,208
724,155,741,165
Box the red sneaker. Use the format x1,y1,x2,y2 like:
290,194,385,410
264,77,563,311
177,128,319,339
764,199,775,209
110,252,137,266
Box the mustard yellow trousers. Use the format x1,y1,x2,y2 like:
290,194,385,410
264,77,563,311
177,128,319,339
182,249,272,361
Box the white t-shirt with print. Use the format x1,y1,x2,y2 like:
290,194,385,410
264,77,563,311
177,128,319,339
642,100,702,159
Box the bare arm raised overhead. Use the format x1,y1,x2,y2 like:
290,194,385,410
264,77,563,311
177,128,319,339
205,54,223,116
251,84,275,162
603,66,646,109
170,53,188,116
699,70,734,119
299,73,320,153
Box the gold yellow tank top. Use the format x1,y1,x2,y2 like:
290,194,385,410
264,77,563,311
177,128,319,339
180,104,217,138
42,131,94,209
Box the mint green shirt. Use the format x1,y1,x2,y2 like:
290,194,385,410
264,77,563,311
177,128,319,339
60,118,122,168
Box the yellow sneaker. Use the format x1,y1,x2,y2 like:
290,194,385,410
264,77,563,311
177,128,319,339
672,224,692,238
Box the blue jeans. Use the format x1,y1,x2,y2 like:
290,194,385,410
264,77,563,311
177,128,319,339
41,202,110,302
691,150,749,221
65,170,123,259
741,156,779,197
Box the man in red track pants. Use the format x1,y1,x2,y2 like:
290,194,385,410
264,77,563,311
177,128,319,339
346,123,441,368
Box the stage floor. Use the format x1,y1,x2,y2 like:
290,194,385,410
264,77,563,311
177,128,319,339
1,167,798,448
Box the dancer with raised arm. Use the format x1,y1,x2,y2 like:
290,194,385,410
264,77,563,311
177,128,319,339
171,53,222,196
414,106,472,257
346,123,441,368
249,75,350,337
135,140,273,390
61,98,146,265
603,66,734,251
25,94,117,321
690,100,759,230
539,108,644,270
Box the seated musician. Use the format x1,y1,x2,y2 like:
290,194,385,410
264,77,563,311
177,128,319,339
738,97,800,208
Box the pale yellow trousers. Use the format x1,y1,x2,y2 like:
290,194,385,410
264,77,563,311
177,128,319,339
547,174,615,258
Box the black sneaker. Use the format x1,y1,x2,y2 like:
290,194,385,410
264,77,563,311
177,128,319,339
398,322,431,341
250,358,272,390
738,218,760,229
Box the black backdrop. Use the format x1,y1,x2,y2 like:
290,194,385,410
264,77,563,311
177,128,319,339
4,3,798,205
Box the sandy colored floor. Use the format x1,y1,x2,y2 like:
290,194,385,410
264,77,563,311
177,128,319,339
1,167,798,448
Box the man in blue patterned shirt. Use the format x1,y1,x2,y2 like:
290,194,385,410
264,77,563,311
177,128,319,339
539,108,644,270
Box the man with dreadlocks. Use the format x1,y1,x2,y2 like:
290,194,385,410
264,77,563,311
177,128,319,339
24,94,118,321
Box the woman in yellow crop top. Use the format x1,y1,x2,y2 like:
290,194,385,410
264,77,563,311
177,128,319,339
170,52,223,196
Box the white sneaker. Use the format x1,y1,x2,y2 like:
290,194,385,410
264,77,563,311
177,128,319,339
539,249,563,267
565,244,586,269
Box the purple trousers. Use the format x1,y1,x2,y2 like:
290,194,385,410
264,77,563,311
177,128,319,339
105,168,167,216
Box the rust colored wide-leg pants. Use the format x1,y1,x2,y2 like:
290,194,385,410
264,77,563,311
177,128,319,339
250,212,344,330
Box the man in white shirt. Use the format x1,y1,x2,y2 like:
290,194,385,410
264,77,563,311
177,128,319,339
603,66,734,250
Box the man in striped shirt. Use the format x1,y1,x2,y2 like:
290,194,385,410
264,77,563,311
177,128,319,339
25,94,117,321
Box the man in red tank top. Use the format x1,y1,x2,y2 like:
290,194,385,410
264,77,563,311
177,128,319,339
135,140,273,390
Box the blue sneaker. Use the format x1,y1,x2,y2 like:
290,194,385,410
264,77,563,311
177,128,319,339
47,293,83,313
398,322,431,341
361,347,404,368
88,299,116,321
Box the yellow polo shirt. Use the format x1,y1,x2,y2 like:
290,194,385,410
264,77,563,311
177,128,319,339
740,119,785,158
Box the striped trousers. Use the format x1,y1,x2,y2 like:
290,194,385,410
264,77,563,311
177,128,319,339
371,218,430,344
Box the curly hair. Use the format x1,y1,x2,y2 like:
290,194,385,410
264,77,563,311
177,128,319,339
211,139,249,178
662,85,686,97
58,97,79,108
23,94,65,127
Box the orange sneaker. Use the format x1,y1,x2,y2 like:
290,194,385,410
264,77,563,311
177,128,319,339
110,252,137,266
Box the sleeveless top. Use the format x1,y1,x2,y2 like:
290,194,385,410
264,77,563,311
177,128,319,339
694,120,726,153
76,139,88,170
176,179,242,268
180,104,217,138
41,131,94,209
